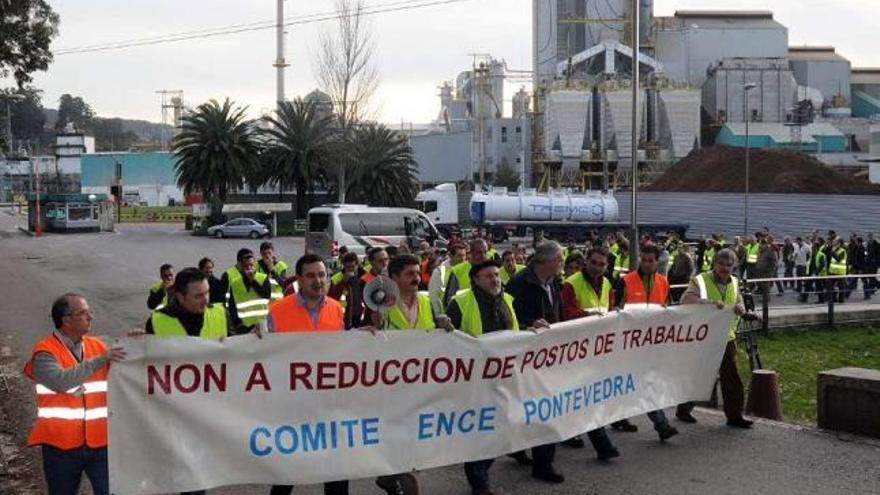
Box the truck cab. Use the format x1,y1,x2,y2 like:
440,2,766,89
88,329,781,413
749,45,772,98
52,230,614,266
415,183,460,236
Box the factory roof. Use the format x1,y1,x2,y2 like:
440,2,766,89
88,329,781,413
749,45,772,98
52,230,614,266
659,11,783,30
788,46,850,63
675,10,773,19
852,68,880,85
723,122,845,144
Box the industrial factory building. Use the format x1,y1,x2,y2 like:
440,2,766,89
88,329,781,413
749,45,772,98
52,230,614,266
410,3,879,191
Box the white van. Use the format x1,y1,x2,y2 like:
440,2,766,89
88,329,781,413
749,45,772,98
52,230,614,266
306,204,447,263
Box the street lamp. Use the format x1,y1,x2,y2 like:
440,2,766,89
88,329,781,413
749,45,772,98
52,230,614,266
743,82,757,236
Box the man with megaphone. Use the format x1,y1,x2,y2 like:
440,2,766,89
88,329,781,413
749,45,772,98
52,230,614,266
369,254,451,332
364,253,457,495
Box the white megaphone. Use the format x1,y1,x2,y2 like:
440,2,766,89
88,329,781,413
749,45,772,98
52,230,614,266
363,276,399,329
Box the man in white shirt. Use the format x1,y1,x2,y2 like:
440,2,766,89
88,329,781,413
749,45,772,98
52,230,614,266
429,244,465,316
794,236,812,301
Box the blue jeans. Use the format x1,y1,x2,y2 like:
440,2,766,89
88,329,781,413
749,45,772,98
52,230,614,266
41,445,108,495
586,427,616,454
647,410,670,431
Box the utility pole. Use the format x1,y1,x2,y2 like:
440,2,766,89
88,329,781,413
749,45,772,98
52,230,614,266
629,0,640,269
274,0,289,107
33,156,42,237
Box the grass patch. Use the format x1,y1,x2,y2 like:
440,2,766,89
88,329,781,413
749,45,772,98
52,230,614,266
736,323,880,424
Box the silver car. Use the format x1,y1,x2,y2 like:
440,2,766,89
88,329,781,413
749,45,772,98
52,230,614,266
207,218,270,239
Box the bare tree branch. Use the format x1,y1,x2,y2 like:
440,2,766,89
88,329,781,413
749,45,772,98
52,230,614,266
314,0,380,202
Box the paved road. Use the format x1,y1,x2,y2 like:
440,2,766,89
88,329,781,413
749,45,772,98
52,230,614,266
1,209,879,494
0,211,305,352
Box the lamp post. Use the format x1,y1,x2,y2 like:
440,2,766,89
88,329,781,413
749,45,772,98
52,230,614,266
629,0,640,269
743,82,757,236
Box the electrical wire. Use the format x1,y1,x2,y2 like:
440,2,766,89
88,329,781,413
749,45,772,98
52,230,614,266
55,0,477,56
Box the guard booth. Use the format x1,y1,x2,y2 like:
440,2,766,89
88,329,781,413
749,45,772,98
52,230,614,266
27,193,115,233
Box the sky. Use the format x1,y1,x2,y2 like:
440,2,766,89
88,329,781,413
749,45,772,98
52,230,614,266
8,0,879,126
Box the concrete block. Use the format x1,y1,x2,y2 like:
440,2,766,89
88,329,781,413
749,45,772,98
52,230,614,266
817,367,880,438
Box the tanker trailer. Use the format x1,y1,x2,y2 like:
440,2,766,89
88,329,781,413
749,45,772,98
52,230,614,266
469,187,687,241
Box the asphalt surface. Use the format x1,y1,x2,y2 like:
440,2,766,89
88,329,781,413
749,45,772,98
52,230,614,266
1,208,879,495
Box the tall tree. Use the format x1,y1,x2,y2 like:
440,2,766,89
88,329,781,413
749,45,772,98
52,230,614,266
0,0,59,88
92,118,140,151
343,124,419,207
1,85,50,152
262,98,333,217
315,0,379,203
55,94,94,132
172,99,261,217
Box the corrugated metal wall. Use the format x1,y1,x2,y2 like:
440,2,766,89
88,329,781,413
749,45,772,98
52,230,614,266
616,192,880,238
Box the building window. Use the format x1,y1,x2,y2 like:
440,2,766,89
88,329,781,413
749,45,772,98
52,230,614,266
501,126,508,143
515,126,522,133
516,157,522,164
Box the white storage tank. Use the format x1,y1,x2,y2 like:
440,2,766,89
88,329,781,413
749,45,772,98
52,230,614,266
470,187,619,224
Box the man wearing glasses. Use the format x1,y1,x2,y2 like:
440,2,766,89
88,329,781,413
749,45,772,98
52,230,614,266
23,293,126,495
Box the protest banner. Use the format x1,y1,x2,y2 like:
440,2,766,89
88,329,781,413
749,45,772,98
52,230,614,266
109,304,733,493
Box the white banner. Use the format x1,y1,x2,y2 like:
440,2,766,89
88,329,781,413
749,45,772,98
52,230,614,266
109,304,733,494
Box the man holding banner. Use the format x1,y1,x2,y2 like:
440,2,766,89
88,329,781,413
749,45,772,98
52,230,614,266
145,268,236,495
611,244,680,441
25,294,126,495
446,259,518,495
267,253,349,494
505,241,566,484
677,248,754,428
560,246,621,459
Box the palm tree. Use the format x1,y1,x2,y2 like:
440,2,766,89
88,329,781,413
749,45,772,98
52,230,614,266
172,98,261,218
343,123,419,206
262,99,333,217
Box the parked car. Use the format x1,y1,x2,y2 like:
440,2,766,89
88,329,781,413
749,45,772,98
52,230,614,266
207,218,270,239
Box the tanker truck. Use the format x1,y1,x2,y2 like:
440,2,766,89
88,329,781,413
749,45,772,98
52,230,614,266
415,183,687,242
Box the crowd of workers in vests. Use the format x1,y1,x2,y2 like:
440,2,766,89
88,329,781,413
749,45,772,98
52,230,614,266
23,227,878,495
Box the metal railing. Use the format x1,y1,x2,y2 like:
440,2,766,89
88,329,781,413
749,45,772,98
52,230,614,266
669,273,880,329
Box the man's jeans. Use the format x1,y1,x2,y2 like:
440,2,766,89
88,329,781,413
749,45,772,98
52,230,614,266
42,445,108,495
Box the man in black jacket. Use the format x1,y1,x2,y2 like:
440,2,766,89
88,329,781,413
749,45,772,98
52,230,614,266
505,241,564,484
866,233,879,298
198,257,226,305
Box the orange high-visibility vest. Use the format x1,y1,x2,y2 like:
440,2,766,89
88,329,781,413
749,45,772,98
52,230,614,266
23,334,108,449
622,271,669,305
269,295,344,332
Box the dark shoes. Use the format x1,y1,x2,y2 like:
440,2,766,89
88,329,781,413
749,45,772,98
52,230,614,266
561,435,585,448
472,489,495,495
375,474,419,495
727,417,754,429
596,447,621,461
611,419,639,432
675,411,698,423
657,425,679,441
507,451,532,466
531,466,565,484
